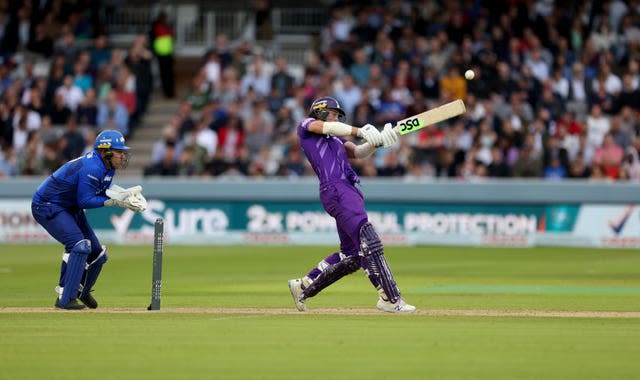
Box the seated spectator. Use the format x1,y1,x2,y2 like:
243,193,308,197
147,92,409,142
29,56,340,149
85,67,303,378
72,58,93,94
144,143,179,176
24,83,47,116
439,65,467,101
27,22,54,57
60,116,85,161
206,148,229,176
594,132,624,180
620,147,640,182
55,74,84,113
378,150,406,177
184,69,212,111
114,64,137,117
512,143,543,177
217,113,245,162
487,146,512,177
151,125,183,166
97,90,129,136
177,144,206,177
543,155,567,180
76,88,99,127
0,144,18,178
47,92,72,125
567,152,592,178
17,130,44,175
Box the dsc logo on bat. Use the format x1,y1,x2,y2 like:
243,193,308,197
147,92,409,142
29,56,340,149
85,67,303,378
398,117,422,134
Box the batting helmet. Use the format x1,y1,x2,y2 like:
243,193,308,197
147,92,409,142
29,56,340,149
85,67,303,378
94,130,130,150
309,96,346,121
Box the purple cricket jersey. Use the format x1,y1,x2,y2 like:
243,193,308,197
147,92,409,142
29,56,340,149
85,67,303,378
297,117,368,255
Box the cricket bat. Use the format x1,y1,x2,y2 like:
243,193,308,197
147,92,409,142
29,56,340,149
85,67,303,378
393,99,466,135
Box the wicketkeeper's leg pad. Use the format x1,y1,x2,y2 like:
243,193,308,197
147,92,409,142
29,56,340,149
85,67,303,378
58,239,91,308
360,222,401,303
80,245,108,299
302,254,360,299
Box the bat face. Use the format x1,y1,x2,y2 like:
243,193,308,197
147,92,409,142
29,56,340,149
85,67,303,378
395,99,466,135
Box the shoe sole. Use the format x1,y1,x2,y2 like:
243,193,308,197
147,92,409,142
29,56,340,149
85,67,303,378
288,280,307,312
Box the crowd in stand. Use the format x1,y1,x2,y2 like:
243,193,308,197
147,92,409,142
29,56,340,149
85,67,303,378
145,0,640,181
0,0,152,178
1,1,640,182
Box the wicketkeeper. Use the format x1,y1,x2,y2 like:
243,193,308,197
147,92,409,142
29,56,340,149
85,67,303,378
31,130,147,310
288,96,415,313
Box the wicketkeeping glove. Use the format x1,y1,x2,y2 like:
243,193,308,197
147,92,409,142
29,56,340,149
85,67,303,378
105,184,147,212
104,198,141,211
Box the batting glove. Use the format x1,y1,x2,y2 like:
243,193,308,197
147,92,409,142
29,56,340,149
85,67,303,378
381,123,399,148
358,124,383,147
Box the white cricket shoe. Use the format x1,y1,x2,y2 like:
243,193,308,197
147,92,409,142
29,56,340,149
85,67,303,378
376,297,416,313
288,279,307,312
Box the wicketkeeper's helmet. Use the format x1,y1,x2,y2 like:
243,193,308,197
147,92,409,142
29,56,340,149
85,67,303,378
94,130,131,150
309,96,346,121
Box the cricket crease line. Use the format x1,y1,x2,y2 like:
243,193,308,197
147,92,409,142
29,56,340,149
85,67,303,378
0,307,639,318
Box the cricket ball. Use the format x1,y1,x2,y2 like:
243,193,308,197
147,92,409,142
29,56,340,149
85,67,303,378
464,69,475,80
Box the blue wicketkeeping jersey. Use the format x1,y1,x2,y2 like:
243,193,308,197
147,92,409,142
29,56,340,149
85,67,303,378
32,151,115,209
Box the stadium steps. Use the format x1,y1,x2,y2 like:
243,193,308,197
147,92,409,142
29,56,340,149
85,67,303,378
125,57,203,177
125,97,180,177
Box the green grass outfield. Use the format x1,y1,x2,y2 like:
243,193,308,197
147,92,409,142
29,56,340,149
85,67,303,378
1,244,640,380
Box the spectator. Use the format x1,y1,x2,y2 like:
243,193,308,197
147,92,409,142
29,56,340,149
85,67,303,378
60,116,85,161
378,150,406,177
71,57,93,94
177,144,206,177
240,53,271,97
620,146,640,182
188,117,218,161
543,155,568,180
216,112,245,162
76,87,98,127
585,104,611,151
27,22,54,57
0,144,18,178
89,34,112,74
144,142,179,176
47,91,72,125
439,65,466,101
594,132,624,180
270,56,294,101
96,90,129,136
17,130,43,175
151,125,183,166
334,74,362,121
55,74,84,112
487,146,511,177
512,143,543,177
149,11,175,98
125,34,154,127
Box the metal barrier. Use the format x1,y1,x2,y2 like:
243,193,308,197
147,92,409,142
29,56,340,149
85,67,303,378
102,3,324,59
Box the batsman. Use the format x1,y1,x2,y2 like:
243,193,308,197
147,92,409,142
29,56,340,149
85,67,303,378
288,97,415,313
31,130,147,310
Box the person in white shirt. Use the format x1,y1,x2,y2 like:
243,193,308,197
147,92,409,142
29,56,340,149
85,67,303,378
55,74,84,112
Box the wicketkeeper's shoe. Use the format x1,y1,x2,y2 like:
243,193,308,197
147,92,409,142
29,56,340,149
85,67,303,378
376,297,416,313
79,291,98,309
54,298,86,310
288,278,307,312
